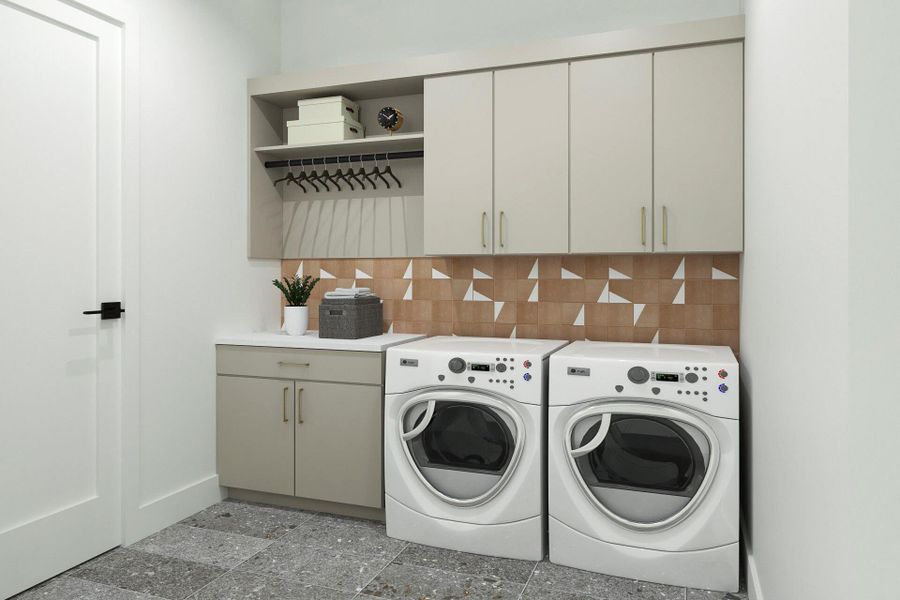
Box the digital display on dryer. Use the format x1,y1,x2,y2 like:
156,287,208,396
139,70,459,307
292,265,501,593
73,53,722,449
470,363,492,372
654,372,680,382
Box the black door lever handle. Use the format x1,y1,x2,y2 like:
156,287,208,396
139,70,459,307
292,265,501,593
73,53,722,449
83,301,125,320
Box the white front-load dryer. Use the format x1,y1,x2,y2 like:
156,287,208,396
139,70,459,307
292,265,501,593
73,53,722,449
549,341,739,592
385,336,568,560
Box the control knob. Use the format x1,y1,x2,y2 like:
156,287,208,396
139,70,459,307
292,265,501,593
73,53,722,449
495,363,508,373
627,366,650,384
448,357,466,374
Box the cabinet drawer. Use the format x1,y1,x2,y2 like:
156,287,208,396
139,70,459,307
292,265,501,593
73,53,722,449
217,345,383,385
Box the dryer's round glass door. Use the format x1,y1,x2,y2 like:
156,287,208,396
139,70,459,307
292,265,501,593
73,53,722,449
403,400,517,502
570,413,709,526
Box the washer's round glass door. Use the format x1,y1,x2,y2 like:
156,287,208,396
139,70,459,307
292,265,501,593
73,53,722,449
402,398,519,504
569,411,710,527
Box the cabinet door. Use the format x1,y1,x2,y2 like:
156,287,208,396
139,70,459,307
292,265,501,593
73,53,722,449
217,376,294,496
494,63,569,254
654,42,743,252
295,381,383,508
424,72,493,255
570,54,653,253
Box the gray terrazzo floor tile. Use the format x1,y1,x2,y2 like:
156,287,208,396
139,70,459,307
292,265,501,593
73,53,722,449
282,515,406,559
70,547,226,599
180,500,314,540
192,570,354,600
286,550,392,593
529,562,685,600
131,524,273,569
393,543,537,583
237,543,321,579
361,562,524,600
238,543,392,593
686,588,747,600
11,576,163,600
519,583,598,600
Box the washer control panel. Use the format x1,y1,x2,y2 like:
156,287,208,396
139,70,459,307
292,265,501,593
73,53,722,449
389,350,547,405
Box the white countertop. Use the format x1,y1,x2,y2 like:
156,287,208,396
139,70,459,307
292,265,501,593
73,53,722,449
215,331,426,353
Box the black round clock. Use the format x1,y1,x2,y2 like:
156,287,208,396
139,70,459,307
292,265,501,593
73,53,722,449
377,106,404,132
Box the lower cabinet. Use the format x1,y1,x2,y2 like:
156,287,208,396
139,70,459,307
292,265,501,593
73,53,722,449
217,376,295,496
294,381,382,508
216,346,385,510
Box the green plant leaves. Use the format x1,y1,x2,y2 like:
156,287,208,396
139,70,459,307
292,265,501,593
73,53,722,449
272,274,320,306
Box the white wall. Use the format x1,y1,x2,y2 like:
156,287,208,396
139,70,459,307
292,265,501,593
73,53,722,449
848,1,900,597
279,0,742,72
741,1,850,598
123,0,282,542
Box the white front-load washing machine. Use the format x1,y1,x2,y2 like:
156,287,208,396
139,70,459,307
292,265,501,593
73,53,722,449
385,336,568,560
548,341,739,592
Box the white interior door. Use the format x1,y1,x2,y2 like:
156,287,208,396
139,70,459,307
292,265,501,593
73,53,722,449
0,1,124,597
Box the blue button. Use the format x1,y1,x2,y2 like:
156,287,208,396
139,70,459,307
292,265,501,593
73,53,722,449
523,373,532,382
718,383,728,393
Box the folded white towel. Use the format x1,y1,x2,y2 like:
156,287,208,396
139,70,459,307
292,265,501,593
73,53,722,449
324,287,375,299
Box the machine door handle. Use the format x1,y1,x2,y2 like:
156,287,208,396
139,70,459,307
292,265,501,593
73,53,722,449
569,414,612,458
401,401,436,441
83,301,125,320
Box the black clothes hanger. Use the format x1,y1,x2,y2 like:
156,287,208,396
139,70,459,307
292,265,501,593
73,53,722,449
357,156,376,190
382,154,402,188
307,160,330,191
367,155,390,189
333,157,355,191
321,159,342,191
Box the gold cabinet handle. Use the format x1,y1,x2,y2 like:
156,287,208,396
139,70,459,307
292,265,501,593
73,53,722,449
278,361,310,368
282,386,289,422
481,212,487,248
640,207,646,246
297,387,304,424
499,211,505,248
662,205,668,246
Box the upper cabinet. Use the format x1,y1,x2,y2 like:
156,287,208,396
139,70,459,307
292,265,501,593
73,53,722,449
424,72,493,255
570,54,653,253
654,42,744,252
494,64,569,254
249,18,745,258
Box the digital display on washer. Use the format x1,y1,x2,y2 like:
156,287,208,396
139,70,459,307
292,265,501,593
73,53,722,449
469,363,492,372
654,372,680,382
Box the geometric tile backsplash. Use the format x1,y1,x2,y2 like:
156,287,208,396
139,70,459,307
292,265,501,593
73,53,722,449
282,254,740,354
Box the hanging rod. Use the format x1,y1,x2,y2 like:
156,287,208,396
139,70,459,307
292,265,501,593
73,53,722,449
264,150,423,169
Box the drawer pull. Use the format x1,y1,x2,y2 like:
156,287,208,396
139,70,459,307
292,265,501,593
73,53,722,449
297,387,304,424
282,386,289,422
278,361,310,368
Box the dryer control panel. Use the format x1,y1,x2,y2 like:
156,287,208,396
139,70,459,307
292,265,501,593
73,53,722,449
549,342,738,419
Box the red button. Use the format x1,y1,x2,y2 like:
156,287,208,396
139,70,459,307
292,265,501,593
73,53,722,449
523,360,532,369
718,369,729,379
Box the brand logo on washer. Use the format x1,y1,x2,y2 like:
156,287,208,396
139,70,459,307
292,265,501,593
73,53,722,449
568,367,590,376
399,358,418,367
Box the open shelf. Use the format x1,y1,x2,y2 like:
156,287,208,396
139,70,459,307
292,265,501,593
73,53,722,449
254,132,424,158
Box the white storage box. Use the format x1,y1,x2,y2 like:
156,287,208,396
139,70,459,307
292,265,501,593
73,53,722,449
297,96,360,124
287,116,365,144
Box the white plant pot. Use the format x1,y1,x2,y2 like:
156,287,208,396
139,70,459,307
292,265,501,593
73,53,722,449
284,306,309,336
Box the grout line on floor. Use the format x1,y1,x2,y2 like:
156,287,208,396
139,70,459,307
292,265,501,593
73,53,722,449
352,540,409,599
516,560,541,600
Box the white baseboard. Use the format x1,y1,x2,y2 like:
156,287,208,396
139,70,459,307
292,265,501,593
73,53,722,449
741,520,764,600
123,474,224,545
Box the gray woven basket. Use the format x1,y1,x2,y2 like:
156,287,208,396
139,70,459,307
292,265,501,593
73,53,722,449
318,296,383,339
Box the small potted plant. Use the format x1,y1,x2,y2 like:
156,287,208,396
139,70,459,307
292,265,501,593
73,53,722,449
273,274,320,336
